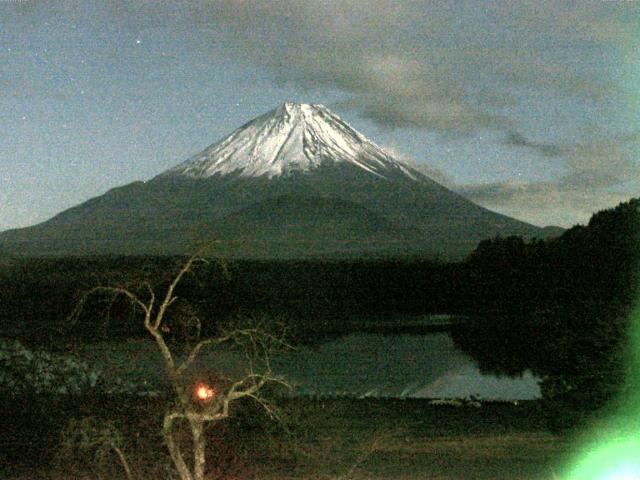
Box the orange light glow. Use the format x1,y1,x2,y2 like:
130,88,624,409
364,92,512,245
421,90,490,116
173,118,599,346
195,383,215,401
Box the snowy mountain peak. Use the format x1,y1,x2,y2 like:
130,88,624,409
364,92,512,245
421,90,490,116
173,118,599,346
164,102,419,180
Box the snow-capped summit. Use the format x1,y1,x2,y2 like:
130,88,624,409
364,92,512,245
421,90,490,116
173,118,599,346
0,102,559,259
165,102,417,180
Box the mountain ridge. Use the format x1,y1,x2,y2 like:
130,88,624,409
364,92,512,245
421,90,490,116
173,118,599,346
162,102,421,181
0,102,562,259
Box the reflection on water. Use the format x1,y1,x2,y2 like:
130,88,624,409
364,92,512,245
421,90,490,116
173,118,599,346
273,333,541,400
82,332,541,400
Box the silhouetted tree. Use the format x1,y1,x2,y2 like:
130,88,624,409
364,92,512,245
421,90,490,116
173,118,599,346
453,198,640,430
71,254,290,480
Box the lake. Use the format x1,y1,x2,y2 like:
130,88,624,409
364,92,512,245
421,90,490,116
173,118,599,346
82,330,541,401
273,332,540,400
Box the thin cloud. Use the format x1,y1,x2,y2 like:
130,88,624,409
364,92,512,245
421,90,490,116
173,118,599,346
15,1,635,134
382,143,455,187
502,132,563,158
561,131,640,189
191,0,636,134
459,181,633,228
459,132,640,227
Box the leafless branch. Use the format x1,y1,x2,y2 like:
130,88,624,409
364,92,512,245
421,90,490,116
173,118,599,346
70,250,290,480
154,253,206,330
176,334,234,374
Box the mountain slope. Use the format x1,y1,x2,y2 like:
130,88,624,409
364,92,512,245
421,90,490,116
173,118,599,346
0,102,560,259
164,102,419,180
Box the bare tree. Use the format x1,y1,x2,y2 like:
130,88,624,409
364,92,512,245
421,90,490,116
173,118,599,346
71,254,290,480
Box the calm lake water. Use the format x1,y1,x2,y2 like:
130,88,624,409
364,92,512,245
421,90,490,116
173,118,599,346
273,332,541,400
86,331,541,400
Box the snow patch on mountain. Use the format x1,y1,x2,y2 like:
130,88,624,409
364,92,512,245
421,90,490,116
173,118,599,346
165,102,419,180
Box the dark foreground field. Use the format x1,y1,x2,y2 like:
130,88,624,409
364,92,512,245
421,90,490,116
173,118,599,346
2,396,571,480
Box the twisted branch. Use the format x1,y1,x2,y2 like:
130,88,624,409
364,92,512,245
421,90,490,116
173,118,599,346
70,252,290,480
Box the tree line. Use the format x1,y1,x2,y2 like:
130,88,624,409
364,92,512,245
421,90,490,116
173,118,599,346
451,198,639,429
0,254,468,344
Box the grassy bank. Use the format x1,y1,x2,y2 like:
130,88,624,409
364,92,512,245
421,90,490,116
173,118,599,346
2,396,570,480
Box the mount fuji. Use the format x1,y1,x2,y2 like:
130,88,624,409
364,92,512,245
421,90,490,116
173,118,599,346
164,102,421,181
0,102,561,259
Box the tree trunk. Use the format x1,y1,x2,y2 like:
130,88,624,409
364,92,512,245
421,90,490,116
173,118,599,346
164,413,194,480
191,419,207,480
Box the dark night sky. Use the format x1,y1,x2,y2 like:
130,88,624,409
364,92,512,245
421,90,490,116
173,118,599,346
1,0,638,230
